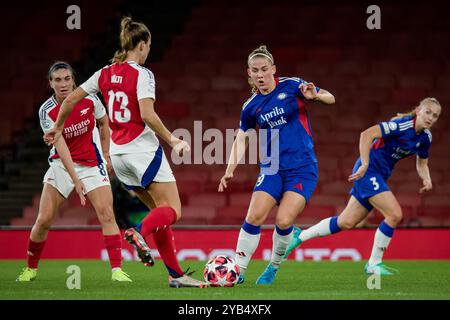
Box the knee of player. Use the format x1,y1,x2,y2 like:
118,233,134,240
275,215,294,230
35,215,52,231
245,212,264,225
338,217,357,230
388,210,403,225
96,205,116,223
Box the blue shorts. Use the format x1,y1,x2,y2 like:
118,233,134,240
253,163,318,204
350,161,390,211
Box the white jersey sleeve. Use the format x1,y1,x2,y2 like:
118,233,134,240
137,68,156,101
38,98,57,133
39,112,55,134
80,69,101,96
91,95,107,119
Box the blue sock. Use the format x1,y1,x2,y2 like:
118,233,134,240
378,220,395,237
329,216,342,234
275,225,293,236
242,220,261,235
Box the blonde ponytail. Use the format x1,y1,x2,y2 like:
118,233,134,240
111,16,151,64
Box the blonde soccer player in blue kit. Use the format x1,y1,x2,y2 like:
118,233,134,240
285,97,441,275
218,45,335,284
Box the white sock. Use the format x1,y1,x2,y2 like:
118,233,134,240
235,225,261,275
112,267,122,273
271,226,293,269
299,217,341,242
369,222,394,266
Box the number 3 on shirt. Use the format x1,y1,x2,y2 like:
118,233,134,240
108,90,130,123
370,177,380,191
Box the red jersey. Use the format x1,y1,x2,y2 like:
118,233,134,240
80,61,158,155
39,95,106,166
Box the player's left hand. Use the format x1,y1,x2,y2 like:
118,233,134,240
172,138,191,157
74,179,87,206
103,153,113,174
300,82,318,100
348,165,368,182
419,179,432,193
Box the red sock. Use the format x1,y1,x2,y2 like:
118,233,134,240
151,227,184,277
27,239,46,269
104,234,122,269
140,207,177,237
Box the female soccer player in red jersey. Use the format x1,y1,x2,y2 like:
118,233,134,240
44,18,207,288
17,62,131,282
218,45,335,284
285,97,441,275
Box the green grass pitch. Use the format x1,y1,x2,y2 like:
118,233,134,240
1,260,449,300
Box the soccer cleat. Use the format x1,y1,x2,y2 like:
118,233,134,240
284,226,302,258
237,273,245,284
256,264,278,285
364,262,399,276
16,267,37,282
111,269,132,282
169,274,209,288
124,228,154,267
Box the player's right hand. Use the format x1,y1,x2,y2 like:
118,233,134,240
348,165,368,182
218,172,233,192
43,127,63,146
74,179,87,206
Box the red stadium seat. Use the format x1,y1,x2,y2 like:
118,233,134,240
309,195,346,207
360,75,396,89
417,216,443,227
398,75,434,90
178,206,217,225
188,193,228,208
213,206,248,225
417,206,450,218
155,102,190,119
228,193,252,206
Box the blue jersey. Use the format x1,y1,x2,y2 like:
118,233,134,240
367,115,432,179
239,77,320,172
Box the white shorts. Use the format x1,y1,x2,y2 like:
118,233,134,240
43,159,111,198
111,145,175,190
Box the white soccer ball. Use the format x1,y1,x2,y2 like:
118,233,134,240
203,255,240,287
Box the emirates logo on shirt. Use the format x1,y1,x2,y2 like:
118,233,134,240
63,119,91,139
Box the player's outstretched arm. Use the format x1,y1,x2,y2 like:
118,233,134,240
299,82,335,104
348,125,382,182
139,97,190,156
218,129,248,192
416,157,433,193
54,137,86,206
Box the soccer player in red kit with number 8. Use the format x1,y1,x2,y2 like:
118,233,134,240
17,62,131,282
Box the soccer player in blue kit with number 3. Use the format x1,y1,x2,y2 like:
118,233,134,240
285,97,442,275
218,45,335,284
